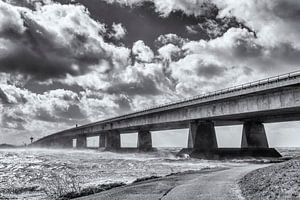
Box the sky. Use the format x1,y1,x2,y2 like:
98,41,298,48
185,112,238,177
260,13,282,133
1,0,300,146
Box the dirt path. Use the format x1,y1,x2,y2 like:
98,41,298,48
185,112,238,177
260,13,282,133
76,164,268,200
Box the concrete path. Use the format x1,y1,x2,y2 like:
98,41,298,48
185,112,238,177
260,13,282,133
76,164,267,200
163,164,266,200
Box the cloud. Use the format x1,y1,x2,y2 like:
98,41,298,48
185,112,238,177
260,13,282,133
111,22,127,40
106,0,216,17
213,0,300,49
0,87,9,104
0,1,130,81
155,33,188,48
158,43,182,61
132,40,154,63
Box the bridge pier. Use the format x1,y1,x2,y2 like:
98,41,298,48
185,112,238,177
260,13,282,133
50,137,73,148
105,130,121,150
241,121,269,148
76,135,87,148
188,121,218,150
99,134,106,148
137,130,152,151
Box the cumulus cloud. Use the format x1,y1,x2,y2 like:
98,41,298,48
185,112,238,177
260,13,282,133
158,44,182,61
0,1,130,81
106,0,216,17
110,22,127,40
132,40,154,63
212,0,300,49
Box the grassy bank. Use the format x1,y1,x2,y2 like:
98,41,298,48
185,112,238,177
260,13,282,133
239,157,300,199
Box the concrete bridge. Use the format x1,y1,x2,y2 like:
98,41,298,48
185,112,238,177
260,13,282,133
33,71,300,157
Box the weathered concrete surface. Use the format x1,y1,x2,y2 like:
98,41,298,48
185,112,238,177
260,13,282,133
75,164,268,200
137,130,152,151
241,121,269,148
162,164,268,200
188,121,217,149
76,136,87,148
105,131,121,149
33,136,73,148
99,134,106,148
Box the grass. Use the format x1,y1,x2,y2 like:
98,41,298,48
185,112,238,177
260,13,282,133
40,171,125,199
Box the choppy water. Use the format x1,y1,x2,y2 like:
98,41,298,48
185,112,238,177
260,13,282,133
0,147,298,199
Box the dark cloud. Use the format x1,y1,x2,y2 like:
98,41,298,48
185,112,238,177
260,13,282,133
0,15,99,80
106,75,162,96
24,80,85,94
186,17,254,39
35,108,57,122
234,38,263,58
0,1,131,82
114,96,132,113
0,88,9,104
196,63,226,79
1,113,26,130
55,104,86,120
54,0,243,50
35,104,87,125
273,0,300,21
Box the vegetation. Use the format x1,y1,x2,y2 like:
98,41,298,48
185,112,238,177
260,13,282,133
41,171,125,199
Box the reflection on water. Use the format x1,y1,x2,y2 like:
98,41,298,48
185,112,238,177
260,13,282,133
0,147,298,199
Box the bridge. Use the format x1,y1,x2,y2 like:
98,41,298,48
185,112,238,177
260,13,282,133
33,70,300,157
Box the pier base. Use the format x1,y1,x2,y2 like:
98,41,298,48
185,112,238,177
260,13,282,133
99,134,106,148
76,135,87,148
188,121,218,150
242,121,269,148
105,131,121,150
178,148,282,159
137,130,152,151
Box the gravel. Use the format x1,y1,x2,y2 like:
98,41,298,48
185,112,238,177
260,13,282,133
239,157,300,200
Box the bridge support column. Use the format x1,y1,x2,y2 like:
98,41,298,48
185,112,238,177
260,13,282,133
50,137,73,148
105,130,121,150
58,137,73,148
188,121,218,150
241,121,269,148
99,134,106,148
137,130,152,151
76,135,87,148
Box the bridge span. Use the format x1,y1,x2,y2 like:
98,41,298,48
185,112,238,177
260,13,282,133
33,71,300,157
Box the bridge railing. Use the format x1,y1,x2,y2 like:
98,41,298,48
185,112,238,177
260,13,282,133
78,70,300,128
133,70,300,114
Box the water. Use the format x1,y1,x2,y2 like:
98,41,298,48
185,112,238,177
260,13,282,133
0,148,298,199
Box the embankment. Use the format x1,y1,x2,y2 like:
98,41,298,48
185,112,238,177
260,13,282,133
239,157,300,199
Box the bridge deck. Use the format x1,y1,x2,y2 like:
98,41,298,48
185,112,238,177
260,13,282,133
84,70,300,126
36,70,300,142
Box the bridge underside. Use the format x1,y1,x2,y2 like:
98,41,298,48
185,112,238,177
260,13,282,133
33,80,300,158
36,118,282,158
